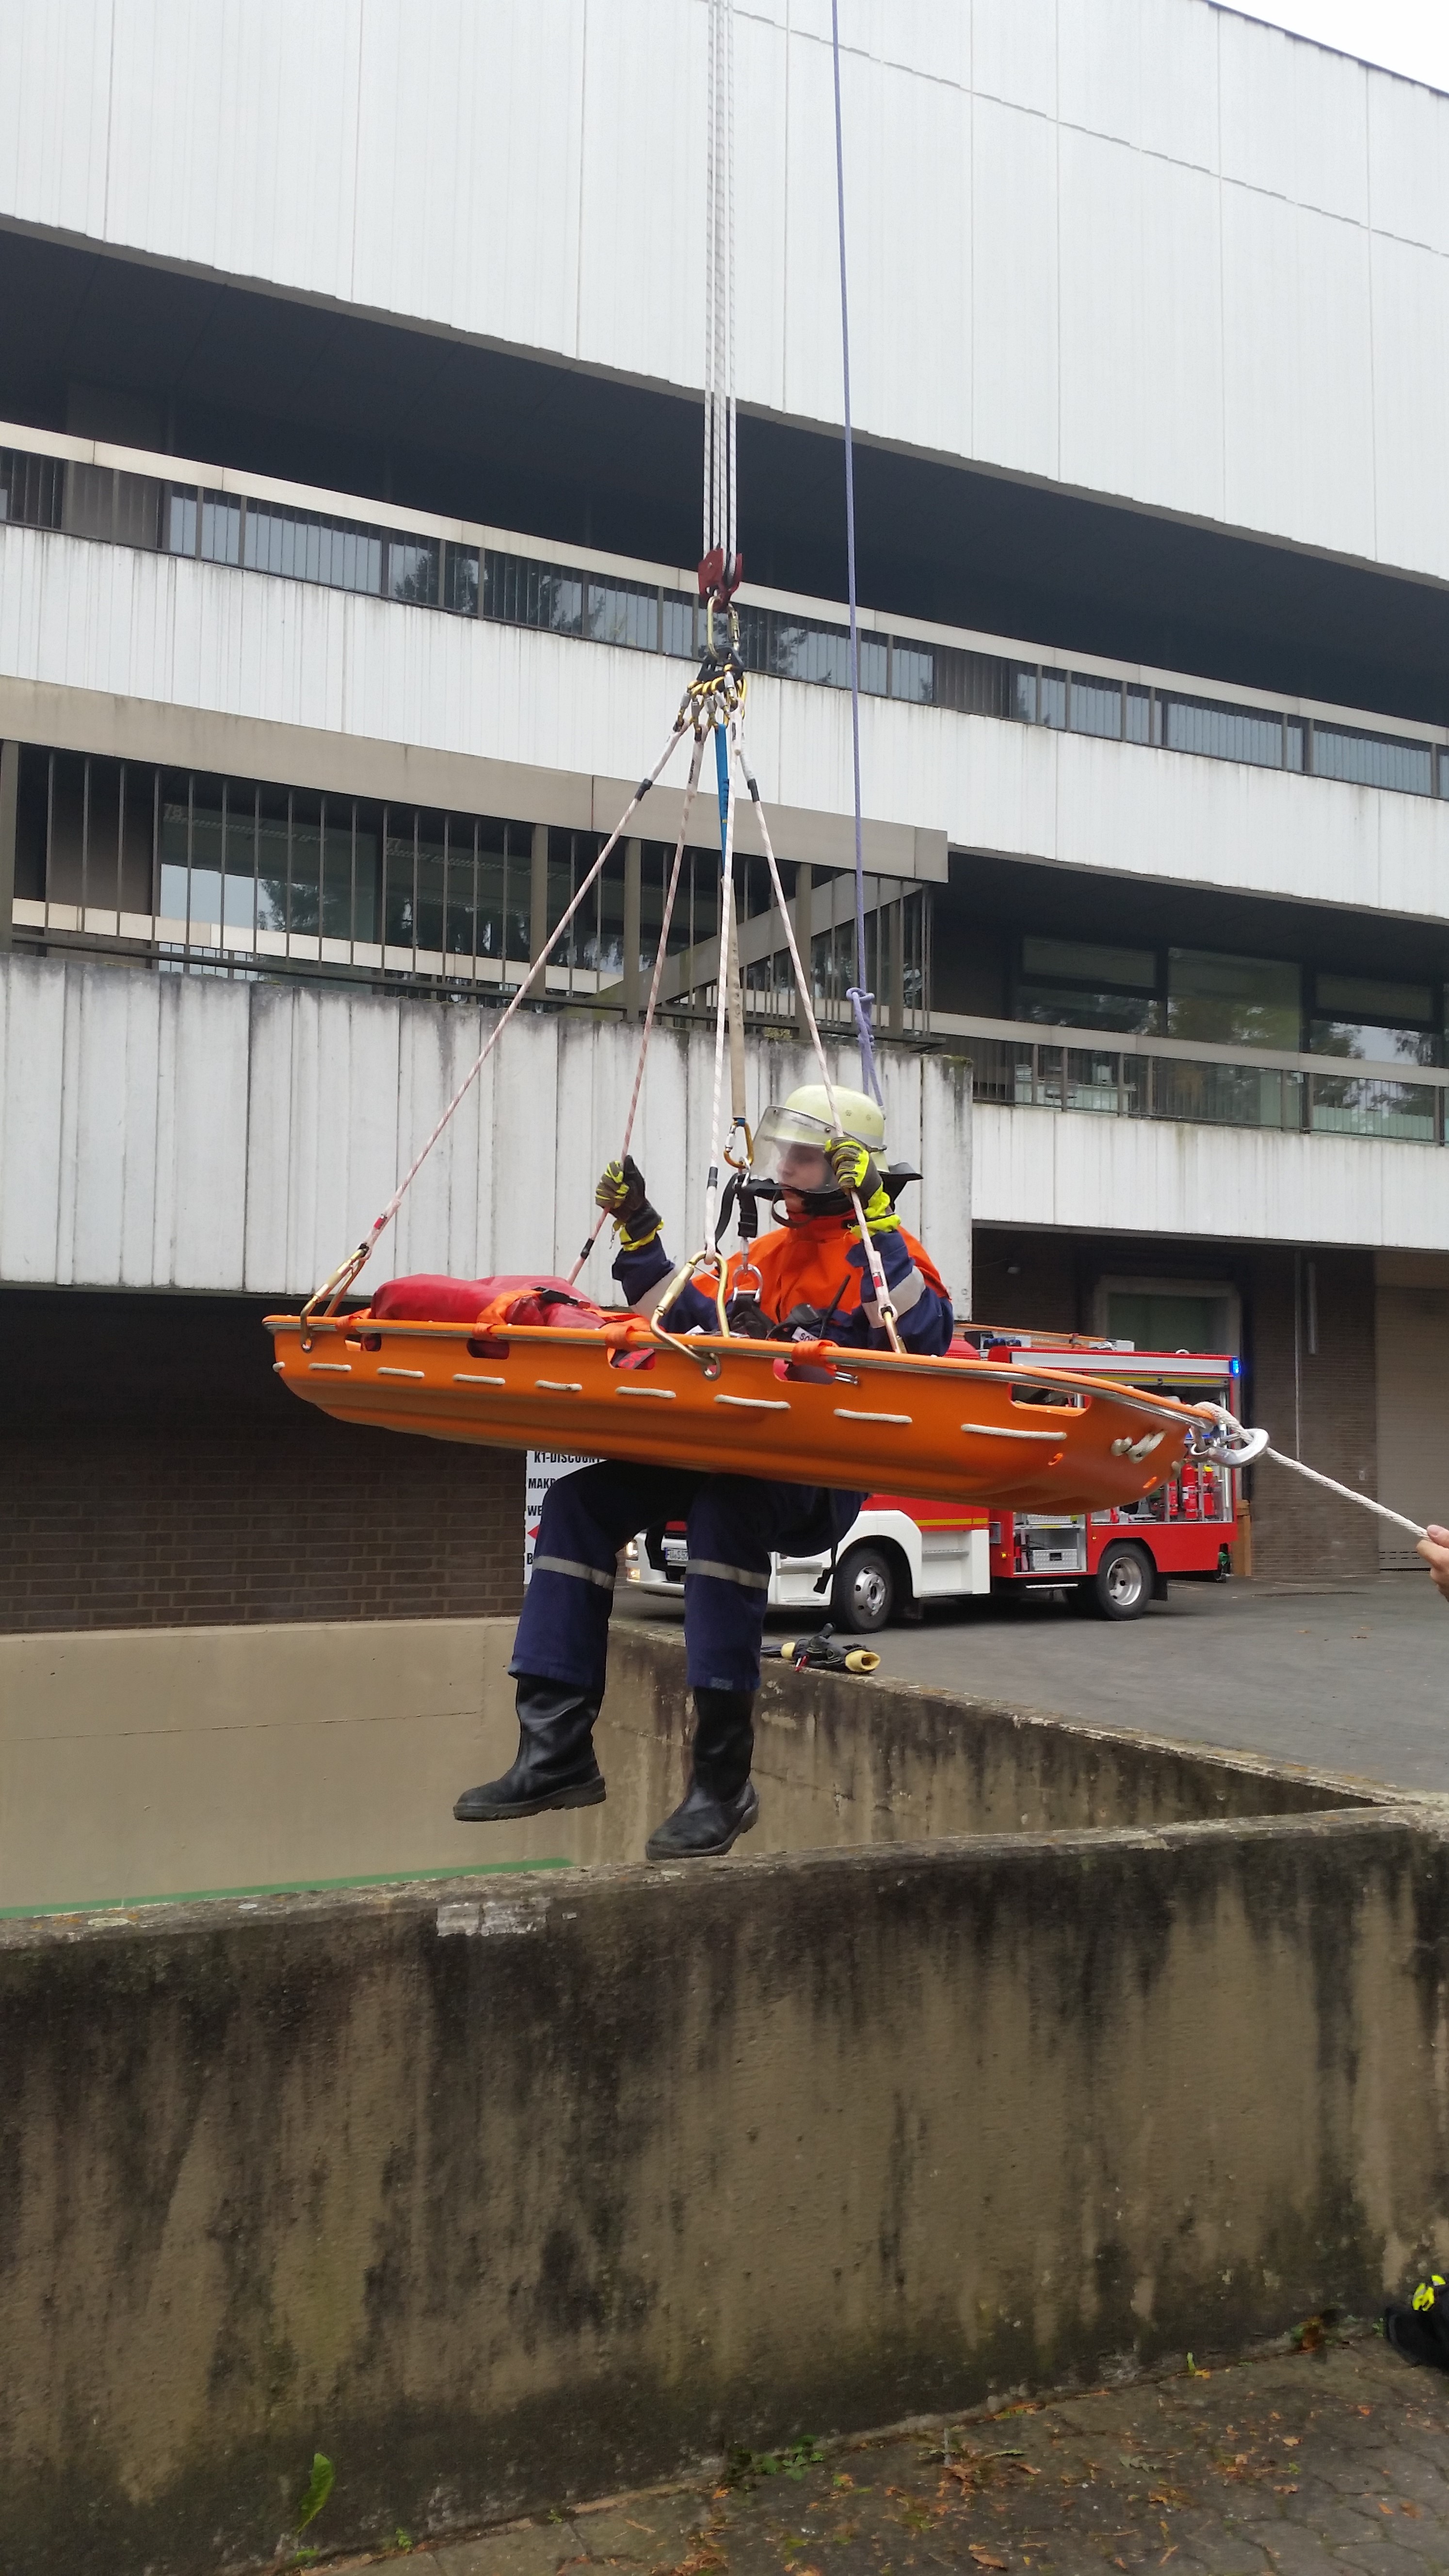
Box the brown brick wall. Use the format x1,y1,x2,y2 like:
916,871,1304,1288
0,1289,526,1632
1244,1248,1379,1583
972,1228,1380,1584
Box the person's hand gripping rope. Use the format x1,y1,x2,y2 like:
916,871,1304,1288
595,1156,663,1255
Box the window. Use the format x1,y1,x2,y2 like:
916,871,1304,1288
444,546,480,616
0,448,64,530
890,644,934,704
1166,950,1300,1051
588,577,658,653
1311,725,1431,796
1161,696,1288,770
1104,1290,1234,1354
200,493,242,566
1015,935,1159,1035
1309,970,1440,1066
1069,676,1123,740
1023,937,1155,989
386,538,440,607
244,502,382,593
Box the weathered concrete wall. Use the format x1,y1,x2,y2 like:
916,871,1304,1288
2,1799,1447,2576
0,1615,1373,1910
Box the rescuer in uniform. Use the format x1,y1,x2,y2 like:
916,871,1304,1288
453,1085,954,1861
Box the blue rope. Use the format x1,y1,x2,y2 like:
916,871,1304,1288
830,0,881,1108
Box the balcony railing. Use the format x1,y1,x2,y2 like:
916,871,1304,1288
2,427,1448,806
939,1016,1447,1146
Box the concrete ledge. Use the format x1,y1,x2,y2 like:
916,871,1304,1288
0,1613,1387,1910
1,1629,1445,2574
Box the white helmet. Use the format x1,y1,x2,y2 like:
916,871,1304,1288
749,1082,885,1198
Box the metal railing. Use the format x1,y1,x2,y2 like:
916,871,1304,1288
3,432,1448,804
945,1018,1447,1146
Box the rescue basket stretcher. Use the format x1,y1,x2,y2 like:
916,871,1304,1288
266,1295,1233,1515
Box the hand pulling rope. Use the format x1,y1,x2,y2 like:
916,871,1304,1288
300,721,688,1330
830,0,881,1108
567,732,706,1287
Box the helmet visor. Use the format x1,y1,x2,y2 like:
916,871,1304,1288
750,1103,837,1195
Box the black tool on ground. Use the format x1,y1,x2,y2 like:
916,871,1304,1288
1385,2279,1449,2372
770,1625,881,1675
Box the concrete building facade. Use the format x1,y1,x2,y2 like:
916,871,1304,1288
1,0,1447,1612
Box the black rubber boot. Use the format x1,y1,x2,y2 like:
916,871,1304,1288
453,1674,606,1820
645,1688,758,1860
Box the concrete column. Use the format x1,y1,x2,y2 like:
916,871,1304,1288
530,821,549,966
792,862,812,1032
0,741,17,952
622,837,642,1019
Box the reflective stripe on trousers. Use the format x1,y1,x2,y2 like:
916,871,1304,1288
511,1460,855,1694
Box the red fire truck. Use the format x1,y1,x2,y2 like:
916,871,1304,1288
622,1337,1242,1631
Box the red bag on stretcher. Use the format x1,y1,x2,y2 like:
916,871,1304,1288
365,1273,611,1331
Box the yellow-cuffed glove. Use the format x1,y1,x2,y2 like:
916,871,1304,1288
595,1155,661,1252
829,1137,900,1234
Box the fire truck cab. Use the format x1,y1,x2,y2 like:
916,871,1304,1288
622,1336,1242,1632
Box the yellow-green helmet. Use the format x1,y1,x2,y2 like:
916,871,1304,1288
748,1082,885,1212
751,1083,885,1171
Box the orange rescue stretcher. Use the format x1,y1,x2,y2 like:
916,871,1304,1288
266,1275,1229,1515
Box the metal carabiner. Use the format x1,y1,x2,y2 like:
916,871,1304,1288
723,1114,754,1172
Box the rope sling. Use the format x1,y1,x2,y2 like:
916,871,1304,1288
278,0,1428,1552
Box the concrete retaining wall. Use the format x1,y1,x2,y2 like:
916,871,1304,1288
3,1788,1448,2576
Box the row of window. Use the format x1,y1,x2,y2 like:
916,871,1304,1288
0,445,1443,803
966,1035,1445,1146
10,744,930,1015
13,743,1444,1143
1009,932,1445,1066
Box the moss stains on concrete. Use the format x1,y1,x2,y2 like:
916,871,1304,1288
0,1630,1444,2576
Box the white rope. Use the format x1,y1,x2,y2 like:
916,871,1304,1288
1262,1447,1427,1542
703,728,740,1256
732,739,903,1352
703,0,736,562
304,721,688,1316
567,734,706,1287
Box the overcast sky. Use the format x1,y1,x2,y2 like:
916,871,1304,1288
1241,0,1449,92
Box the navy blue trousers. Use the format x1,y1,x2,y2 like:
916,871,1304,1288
513,1463,860,1695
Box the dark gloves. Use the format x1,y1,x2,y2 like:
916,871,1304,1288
596,1155,662,1253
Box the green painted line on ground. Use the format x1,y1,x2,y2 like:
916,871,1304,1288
0,1857,574,1922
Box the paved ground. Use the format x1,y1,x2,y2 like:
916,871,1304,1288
317,2333,1449,2576
620,1577,1449,1793
864,1578,1448,1795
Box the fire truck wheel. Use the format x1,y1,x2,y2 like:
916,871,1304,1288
1090,1540,1154,1621
832,1543,898,1634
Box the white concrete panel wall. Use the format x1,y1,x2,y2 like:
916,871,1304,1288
5,2,1449,577
7,526,1447,924
0,956,972,1309
970,1102,1449,1256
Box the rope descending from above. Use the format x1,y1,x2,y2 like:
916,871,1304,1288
830,0,880,1109
567,733,706,1288
733,736,904,1354
300,719,689,1331
703,0,738,581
